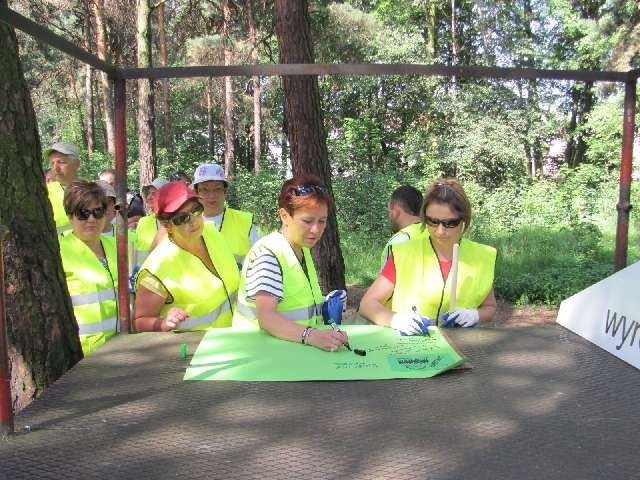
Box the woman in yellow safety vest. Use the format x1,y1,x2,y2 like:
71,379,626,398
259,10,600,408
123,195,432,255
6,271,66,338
192,163,259,268
133,181,240,332
232,175,349,352
359,178,497,334
59,181,118,356
133,178,168,268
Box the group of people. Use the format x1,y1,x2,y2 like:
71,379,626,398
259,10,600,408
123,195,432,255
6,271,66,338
45,142,497,358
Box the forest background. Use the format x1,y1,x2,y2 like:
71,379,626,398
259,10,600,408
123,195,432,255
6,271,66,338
14,0,640,306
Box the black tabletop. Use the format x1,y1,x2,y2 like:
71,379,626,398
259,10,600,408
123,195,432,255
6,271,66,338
1,326,638,480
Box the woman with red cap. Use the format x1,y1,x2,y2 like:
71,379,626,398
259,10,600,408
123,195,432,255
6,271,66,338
133,181,240,331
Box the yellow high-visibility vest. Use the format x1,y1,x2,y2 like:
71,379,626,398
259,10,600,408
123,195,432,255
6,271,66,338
391,237,496,321
134,214,158,267
47,181,71,234
218,207,254,266
60,232,118,356
233,231,324,328
139,222,240,330
380,222,427,268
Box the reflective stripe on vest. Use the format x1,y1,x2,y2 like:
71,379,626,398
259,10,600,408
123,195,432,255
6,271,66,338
60,233,118,356
78,317,117,335
141,223,240,330
70,288,116,307
236,300,323,323
135,215,158,266
135,250,149,265
219,208,253,265
233,231,324,328
179,293,236,330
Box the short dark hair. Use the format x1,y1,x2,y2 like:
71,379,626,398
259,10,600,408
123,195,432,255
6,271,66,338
63,181,107,216
170,171,191,183
390,185,422,216
421,178,471,232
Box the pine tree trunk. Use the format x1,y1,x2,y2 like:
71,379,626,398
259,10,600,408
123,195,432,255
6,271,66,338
523,0,542,176
137,0,156,187
84,63,95,156
566,83,593,168
82,3,94,155
247,0,262,172
0,14,82,413
93,0,115,158
82,8,95,156
450,0,458,63
67,66,87,149
207,77,216,158
425,0,438,59
222,0,235,178
156,2,172,157
274,0,346,292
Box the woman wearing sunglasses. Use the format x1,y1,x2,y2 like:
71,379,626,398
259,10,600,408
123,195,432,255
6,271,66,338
232,175,349,352
133,181,240,332
360,178,497,333
59,181,118,356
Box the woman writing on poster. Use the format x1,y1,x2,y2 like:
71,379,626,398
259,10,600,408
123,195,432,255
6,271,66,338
359,178,497,334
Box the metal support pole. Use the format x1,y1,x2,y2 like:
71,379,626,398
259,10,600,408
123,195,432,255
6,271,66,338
114,78,131,333
614,80,636,271
0,225,14,436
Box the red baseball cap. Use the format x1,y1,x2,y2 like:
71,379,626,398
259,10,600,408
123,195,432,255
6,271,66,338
153,181,199,216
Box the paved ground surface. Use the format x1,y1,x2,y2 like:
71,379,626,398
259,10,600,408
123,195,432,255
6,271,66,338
1,325,638,480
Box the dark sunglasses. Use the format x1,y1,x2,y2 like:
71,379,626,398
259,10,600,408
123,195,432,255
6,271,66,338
425,215,463,229
293,184,328,196
170,204,204,226
75,206,106,221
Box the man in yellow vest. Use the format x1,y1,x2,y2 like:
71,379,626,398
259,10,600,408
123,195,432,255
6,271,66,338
46,142,81,234
380,185,426,269
192,163,258,267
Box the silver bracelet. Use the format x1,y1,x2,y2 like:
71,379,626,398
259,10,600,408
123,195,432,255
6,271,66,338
301,326,313,345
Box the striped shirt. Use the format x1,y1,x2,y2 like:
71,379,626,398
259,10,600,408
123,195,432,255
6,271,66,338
244,249,283,301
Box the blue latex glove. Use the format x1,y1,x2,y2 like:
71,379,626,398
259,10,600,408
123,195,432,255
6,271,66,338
129,265,141,294
441,309,480,328
322,289,347,325
390,311,433,336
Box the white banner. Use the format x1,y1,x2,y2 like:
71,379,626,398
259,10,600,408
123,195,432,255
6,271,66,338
556,260,640,370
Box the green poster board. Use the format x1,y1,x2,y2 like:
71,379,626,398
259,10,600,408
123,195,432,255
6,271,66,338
184,325,466,381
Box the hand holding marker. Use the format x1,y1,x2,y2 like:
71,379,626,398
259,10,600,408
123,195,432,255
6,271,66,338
412,306,431,337
329,321,351,350
329,321,366,356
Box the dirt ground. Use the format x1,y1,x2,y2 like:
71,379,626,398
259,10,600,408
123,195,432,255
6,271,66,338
345,285,558,327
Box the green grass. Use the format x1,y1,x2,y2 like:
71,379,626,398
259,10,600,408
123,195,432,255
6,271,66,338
341,230,384,286
488,225,613,305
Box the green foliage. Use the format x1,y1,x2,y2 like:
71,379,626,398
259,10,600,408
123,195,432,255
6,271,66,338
340,231,382,285
228,166,284,234
18,0,640,309
332,167,422,235
581,92,624,169
492,223,612,305
337,164,639,306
